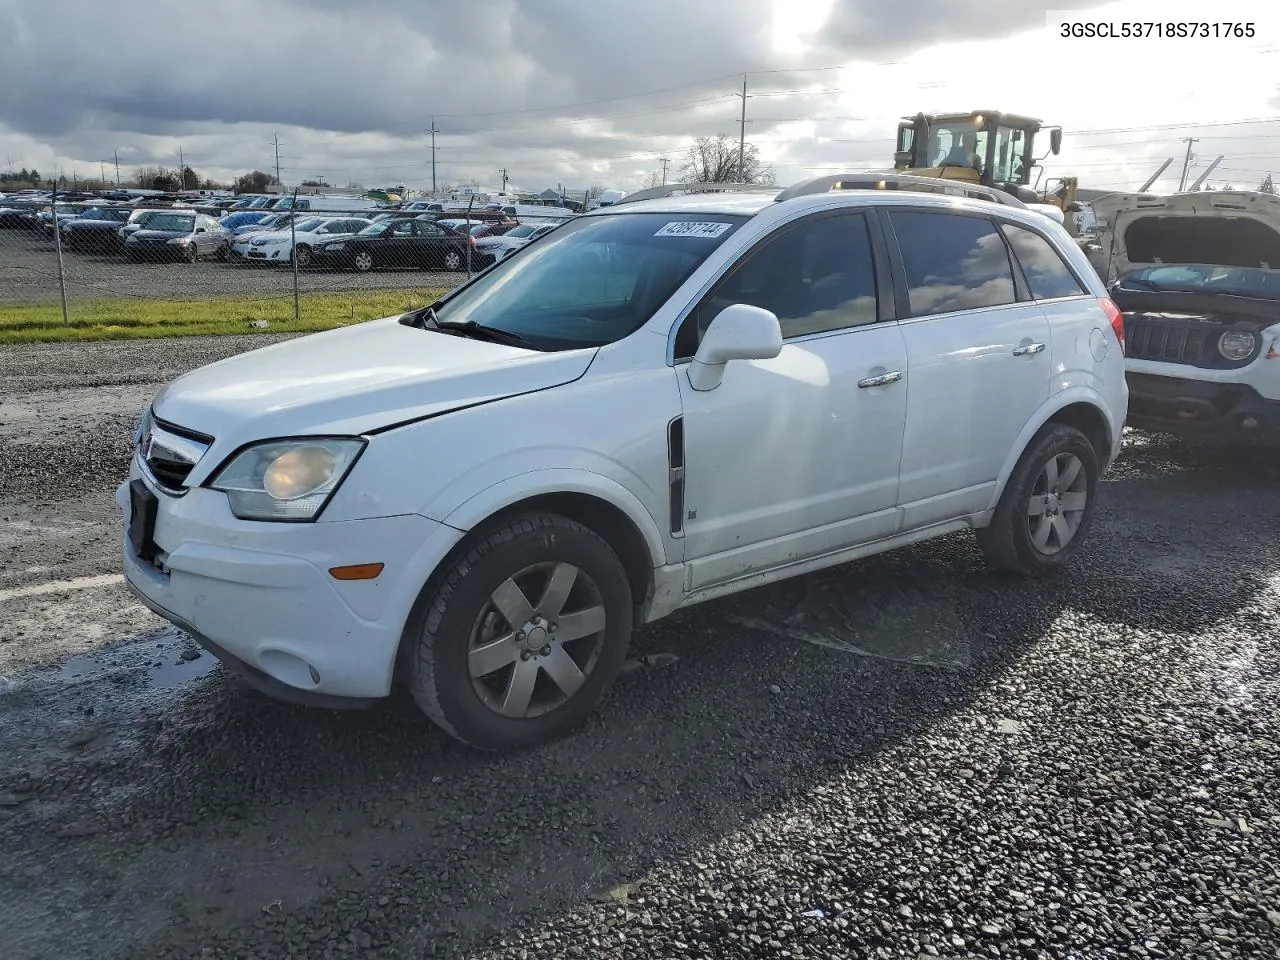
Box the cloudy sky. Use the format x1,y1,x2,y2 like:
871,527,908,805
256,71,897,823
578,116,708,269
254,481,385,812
1,0,1277,196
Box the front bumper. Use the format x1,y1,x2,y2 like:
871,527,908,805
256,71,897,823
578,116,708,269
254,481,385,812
117,466,464,703
1125,372,1280,443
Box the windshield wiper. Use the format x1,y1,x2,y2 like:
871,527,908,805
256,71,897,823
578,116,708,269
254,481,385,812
431,317,537,349
1120,275,1166,292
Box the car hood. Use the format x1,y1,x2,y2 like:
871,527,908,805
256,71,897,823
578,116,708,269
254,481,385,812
1091,190,1280,283
64,218,123,229
152,315,597,463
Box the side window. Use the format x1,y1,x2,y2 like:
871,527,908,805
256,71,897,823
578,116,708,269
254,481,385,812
392,220,414,236
417,222,444,237
888,211,1016,316
676,212,879,357
1002,223,1087,300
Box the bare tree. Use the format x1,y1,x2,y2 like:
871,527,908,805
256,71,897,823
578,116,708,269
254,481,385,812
681,135,775,184
641,170,663,189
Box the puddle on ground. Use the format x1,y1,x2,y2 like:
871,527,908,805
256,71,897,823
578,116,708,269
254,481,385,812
43,631,218,693
726,572,972,669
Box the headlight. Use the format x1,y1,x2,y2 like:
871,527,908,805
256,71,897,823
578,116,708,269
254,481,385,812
167,237,190,245
251,237,273,246
125,235,138,243
1218,331,1257,361
209,438,364,521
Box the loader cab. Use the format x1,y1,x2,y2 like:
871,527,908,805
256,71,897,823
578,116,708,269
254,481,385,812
894,112,1060,197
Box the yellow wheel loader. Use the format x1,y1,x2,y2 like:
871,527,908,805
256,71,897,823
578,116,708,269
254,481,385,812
889,111,1080,230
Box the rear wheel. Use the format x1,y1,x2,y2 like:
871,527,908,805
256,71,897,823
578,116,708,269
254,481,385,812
443,250,462,271
976,422,1099,577
405,512,633,751
353,250,374,273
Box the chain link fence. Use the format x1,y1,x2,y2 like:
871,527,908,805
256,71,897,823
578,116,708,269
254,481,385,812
0,187,578,340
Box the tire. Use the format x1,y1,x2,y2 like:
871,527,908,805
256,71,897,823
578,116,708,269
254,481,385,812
216,243,230,263
353,250,374,273
293,244,312,268
185,244,198,264
405,512,634,751
443,250,462,271
975,422,1100,577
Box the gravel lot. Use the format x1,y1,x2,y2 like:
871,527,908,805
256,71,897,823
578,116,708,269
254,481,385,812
0,231,465,304
1,335,1278,960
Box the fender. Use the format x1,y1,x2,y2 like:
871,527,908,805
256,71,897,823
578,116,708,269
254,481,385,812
441,468,670,569
990,386,1116,508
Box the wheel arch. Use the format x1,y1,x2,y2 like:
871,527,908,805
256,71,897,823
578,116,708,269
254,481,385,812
394,484,662,681
440,471,666,610
991,391,1116,510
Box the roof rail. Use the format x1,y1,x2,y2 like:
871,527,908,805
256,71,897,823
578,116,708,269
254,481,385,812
611,182,783,206
773,173,1028,208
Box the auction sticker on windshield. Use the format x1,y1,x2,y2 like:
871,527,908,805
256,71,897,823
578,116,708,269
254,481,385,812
654,221,733,238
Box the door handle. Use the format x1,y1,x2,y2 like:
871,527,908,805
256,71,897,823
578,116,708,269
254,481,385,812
857,371,903,388
1013,342,1046,356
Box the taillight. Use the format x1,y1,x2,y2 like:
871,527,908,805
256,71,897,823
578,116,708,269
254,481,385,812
1099,297,1124,350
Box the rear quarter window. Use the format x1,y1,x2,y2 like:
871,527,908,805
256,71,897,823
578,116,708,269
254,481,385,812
888,211,1016,316
1002,222,1087,299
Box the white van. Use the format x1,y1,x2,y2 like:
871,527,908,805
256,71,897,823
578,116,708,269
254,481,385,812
269,195,383,214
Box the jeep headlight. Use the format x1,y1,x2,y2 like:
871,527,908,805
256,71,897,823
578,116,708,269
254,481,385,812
209,438,365,520
1218,331,1257,361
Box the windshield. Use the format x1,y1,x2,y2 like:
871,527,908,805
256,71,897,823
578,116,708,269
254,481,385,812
144,214,195,232
927,119,988,175
1119,264,1280,300
292,218,326,232
505,225,536,238
431,212,745,350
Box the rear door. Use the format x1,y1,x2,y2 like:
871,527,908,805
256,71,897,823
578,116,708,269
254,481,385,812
883,208,1052,529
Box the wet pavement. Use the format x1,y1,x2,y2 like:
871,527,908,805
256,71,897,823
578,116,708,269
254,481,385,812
1,336,1278,960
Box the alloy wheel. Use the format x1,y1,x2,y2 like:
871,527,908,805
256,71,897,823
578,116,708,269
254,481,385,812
1027,452,1088,555
466,561,607,719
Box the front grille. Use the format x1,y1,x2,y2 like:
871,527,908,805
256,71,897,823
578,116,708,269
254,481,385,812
140,416,213,494
1123,314,1262,369
1124,316,1210,365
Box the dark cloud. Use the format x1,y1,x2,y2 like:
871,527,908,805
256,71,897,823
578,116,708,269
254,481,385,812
0,0,1109,190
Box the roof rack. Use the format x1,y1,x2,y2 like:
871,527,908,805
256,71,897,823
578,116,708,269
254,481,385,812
611,182,782,206
773,173,1028,208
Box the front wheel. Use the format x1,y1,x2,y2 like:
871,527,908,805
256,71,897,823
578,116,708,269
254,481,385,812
442,250,463,271
293,244,312,268
975,422,1099,577
353,250,374,273
405,513,634,751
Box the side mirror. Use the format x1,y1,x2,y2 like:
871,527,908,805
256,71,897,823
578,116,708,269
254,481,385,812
1049,127,1062,155
687,303,783,392
196,227,206,233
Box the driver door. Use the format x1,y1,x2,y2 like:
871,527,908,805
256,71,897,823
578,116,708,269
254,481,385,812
673,210,909,590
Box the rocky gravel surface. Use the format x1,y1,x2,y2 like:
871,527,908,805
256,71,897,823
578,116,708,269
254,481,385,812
1,337,1278,960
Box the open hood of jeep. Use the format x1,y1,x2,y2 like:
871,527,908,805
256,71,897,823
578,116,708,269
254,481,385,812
1091,190,1280,282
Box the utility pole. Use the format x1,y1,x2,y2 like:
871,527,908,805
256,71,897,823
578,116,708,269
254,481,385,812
1177,137,1198,192
178,146,184,188
100,161,106,185
429,118,437,194
660,158,670,186
113,149,121,186
500,168,508,192
737,74,748,183
273,134,282,187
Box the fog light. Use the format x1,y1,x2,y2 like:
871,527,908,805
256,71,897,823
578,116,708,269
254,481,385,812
1241,416,1259,430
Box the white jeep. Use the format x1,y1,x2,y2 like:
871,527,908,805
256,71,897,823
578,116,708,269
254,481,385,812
1093,190,1280,444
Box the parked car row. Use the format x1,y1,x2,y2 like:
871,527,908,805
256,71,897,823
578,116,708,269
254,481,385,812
0,192,573,271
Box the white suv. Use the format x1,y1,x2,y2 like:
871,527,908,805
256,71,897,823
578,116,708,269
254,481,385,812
119,177,1128,750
